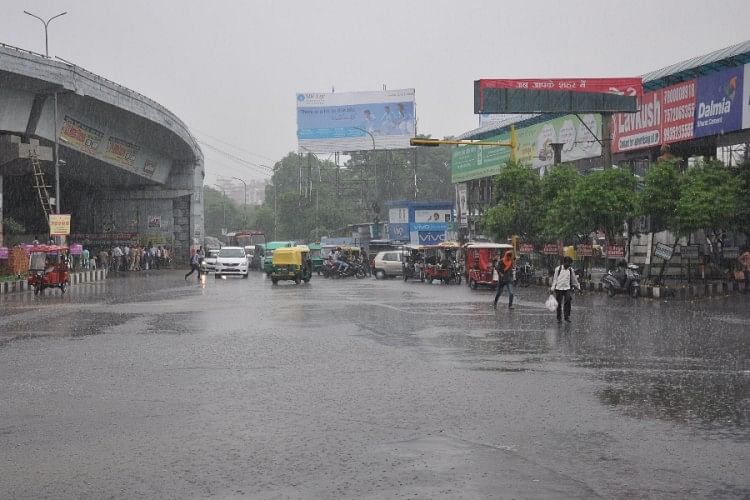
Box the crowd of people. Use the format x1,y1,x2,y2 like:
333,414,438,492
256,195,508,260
94,243,172,272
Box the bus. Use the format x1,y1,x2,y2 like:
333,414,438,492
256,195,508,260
224,231,266,270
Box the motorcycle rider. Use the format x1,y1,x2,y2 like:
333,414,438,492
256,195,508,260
334,247,349,273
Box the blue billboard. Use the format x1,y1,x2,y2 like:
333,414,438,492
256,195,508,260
418,231,446,245
296,89,416,153
388,223,410,241
694,66,744,138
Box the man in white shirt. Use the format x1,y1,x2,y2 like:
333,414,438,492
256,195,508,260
550,256,581,323
112,246,123,273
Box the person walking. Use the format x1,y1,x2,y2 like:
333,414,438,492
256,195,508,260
184,247,203,281
739,248,750,294
112,245,123,273
550,256,581,322
493,250,515,309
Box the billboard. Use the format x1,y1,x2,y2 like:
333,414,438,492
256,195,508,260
515,114,601,172
477,78,643,96
612,90,662,153
296,89,415,153
662,79,696,144
744,63,750,130
414,209,452,223
694,66,743,138
451,130,512,183
49,214,71,235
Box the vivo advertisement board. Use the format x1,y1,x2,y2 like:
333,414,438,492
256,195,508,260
418,231,446,245
388,223,410,241
694,66,744,138
296,89,416,153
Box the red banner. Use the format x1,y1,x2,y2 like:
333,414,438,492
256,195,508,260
542,243,559,255
661,79,696,144
612,90,662,153
607,246,625,258
576,244,593,257
518,243,534,254
479,78,643,96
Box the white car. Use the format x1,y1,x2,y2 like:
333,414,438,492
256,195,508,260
202,248,220,272
214,246,249,278
373,250,404,279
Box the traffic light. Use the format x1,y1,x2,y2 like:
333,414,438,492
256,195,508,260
410,138,441,147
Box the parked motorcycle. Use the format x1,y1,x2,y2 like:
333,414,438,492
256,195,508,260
602,263,641,298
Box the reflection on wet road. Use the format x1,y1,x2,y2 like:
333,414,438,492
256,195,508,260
0,271,748,498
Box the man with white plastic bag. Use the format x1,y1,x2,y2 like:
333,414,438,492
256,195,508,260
550,256,581,323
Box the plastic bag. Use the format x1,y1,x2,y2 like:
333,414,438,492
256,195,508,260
545,294,558,312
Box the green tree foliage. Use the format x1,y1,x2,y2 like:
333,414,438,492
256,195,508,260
258,144,453,241
482,160,541,240
731,164,750,240
538,164,581,241
674,160,740,237
638,161,682,232
573,167,637,242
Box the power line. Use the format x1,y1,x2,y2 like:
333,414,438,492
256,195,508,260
199,141,273,176
193,129,276,163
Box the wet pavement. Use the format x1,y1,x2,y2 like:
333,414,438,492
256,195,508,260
0,271,748,499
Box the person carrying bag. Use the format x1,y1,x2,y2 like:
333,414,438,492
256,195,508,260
550,256,581,322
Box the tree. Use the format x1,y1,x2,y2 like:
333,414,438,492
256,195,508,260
637,161,683,281
482,160,541,241
674,161,740,265
538,164,581,242
731,163,750,241
573,167,637,243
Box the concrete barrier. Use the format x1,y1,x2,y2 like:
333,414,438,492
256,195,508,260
0,269,107,296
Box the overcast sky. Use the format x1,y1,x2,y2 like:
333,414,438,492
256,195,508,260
3,0,750,184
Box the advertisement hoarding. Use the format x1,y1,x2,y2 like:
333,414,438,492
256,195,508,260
451,130,512,183
49,214,71,236
612,90,662,153
515,114,601,172
418,231,446,245
414,209,452,223
60,115,104,156
296,89,415,153
456,184,468,224
518,243,534,254
694,66,744,138
388,223,409,241
661,79,696,144
477,78,643,96
743,63,750,130
388,207,408,224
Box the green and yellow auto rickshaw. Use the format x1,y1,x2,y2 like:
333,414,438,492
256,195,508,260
262,240,296,275
308,243,324,274
271,245,313,285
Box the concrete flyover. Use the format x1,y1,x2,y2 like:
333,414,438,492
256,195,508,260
0,43,203,263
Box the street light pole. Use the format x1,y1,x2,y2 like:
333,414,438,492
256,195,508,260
231,176,247,227
214,184,227,233
352,126,378,223
23,10,67,58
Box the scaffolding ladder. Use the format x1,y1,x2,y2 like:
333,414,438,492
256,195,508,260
30,152,53,221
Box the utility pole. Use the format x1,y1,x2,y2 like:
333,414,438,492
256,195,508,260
231,176,247,227
214,184,227,233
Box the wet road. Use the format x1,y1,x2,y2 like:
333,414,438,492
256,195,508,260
0,271,748,499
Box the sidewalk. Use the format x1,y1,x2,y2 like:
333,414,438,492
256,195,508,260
0,269,108,295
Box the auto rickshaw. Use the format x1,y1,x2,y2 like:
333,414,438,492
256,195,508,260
262,240,296,275
271,245,313,285
308,243,324,274
423,241,462,284
465,243,513,289
402,245,426,282
27,245,71,295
